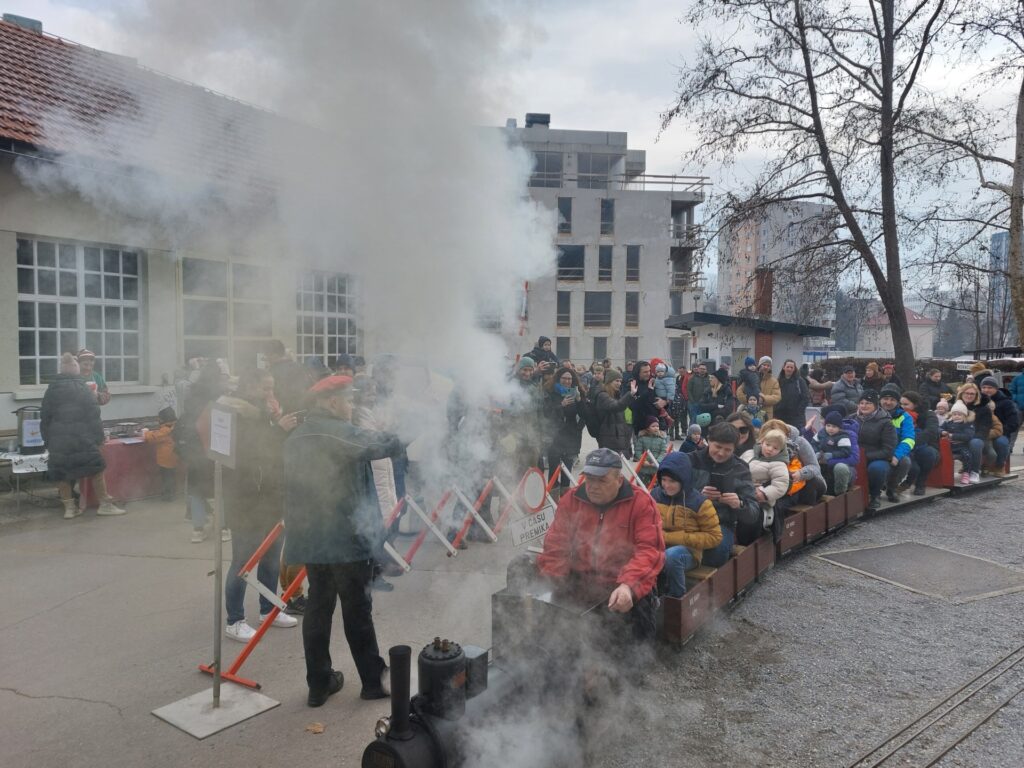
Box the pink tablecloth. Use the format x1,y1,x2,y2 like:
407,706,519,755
81,439,162,506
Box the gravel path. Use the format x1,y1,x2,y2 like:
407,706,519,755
596,480,1024,768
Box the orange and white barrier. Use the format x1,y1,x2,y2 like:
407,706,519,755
199,523,305,690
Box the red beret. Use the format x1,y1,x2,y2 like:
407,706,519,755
309,374,353,396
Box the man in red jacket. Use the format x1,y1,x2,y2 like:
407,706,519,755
538,448,665,640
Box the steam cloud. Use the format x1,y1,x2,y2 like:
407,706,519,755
17,0,556,490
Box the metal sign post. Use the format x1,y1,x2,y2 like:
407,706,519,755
153,404,279,738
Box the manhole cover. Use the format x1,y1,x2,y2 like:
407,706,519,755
817,542,1024,603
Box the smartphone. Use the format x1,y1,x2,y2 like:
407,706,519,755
294,410,308,424
710,470,734,493
566,387,579,400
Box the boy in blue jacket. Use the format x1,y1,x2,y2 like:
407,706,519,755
879,384,915,501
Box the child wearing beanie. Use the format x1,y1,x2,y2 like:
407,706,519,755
943,400,976,485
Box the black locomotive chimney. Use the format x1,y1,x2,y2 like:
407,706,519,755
389,645,413,740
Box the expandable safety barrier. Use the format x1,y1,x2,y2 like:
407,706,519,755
198,522,306,690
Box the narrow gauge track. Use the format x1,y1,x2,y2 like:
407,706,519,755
847,642,1024,768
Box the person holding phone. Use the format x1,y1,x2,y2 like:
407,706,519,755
687,421,761,563
543,367,585,492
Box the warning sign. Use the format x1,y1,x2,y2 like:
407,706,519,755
508,508,555,547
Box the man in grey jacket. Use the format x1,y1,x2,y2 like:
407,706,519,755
829,366,863,412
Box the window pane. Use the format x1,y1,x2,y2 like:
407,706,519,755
38,331,57,356
17,239,33,265
123,307,139,331
123,277,138,301
626,245,640,281
18,302,34,327
233,302,273,337
557,197,572,234
37,270,56,295
103,249,120,273
17,268,34,294
315,293,324,312
327,317,337,335
593,337,607,361
124,333,139,356
123,358,139,382
105,306,121,330
183,300,228,336
625,336,639,362
19,359,36,385
105,358,122,382
584,292,612,327
598,246,612,281
557,246,585,281
85,305,103,329
556,337,570,360
182,258,227,297
104,274,121,299
302,316,314,334
84,247,101,272
349,320,358,337
59,271,78,297
86,332,103,355
337,297,348,313
122,252,138,275
59,244,76,269
39,357,58,383
19,331,35,356
105,333,122,355
37,241,55,267
84,273,102,298
38,303,57,328
232,263,269,300
327,295,337,313
60,331,78,354
314,316,324,335
60,304,78,328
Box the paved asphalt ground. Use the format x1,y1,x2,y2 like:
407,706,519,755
2,457,1022,768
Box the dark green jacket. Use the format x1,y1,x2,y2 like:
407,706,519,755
283,408,403,565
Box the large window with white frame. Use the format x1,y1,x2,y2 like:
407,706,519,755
181,257,273,369
296,270,359,363
17,237,142,385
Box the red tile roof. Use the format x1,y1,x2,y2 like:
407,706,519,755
863,306,937,327
0,18,274,185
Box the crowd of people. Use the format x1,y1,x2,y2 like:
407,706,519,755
533,349,1023,644
32,332,1024,699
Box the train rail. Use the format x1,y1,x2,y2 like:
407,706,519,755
847,643,1024,768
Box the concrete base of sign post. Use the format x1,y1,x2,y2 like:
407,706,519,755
152,685,279,739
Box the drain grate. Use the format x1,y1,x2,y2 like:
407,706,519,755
816,542,1024,603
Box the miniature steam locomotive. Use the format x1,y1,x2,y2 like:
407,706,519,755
361,564,613,768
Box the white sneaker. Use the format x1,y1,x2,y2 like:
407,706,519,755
261,611,298,628
63,501,81,520
969,472,981,484
221,529,232,542
190,529,207,543
97,500,127,516
225,620,256,643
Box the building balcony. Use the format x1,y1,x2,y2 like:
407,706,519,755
670,271,705,292
669,224,705,249
529,173,709,197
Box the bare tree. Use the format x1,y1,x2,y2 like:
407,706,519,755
663,0,964,386
911,0,1024,348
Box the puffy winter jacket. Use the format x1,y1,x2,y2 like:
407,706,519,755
854,407,898,462
888,407,916,461
593,387,635,454
747,448,792,506
774,373,809,426
990,389,1020,435
651,451,721,563
829,377,863,412
40,374,106,483
538,480,665,599
963,393,997,441
805,425,858,467
653,367,676,402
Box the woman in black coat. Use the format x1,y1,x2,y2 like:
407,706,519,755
593,369,636,455
775,359,810,428
542,367,585,490
41,353,125,519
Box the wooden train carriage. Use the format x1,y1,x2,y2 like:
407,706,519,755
658,463,1015,645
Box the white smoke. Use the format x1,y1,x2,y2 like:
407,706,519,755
16,0,557,485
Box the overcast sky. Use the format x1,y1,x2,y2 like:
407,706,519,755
5,0,705,177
